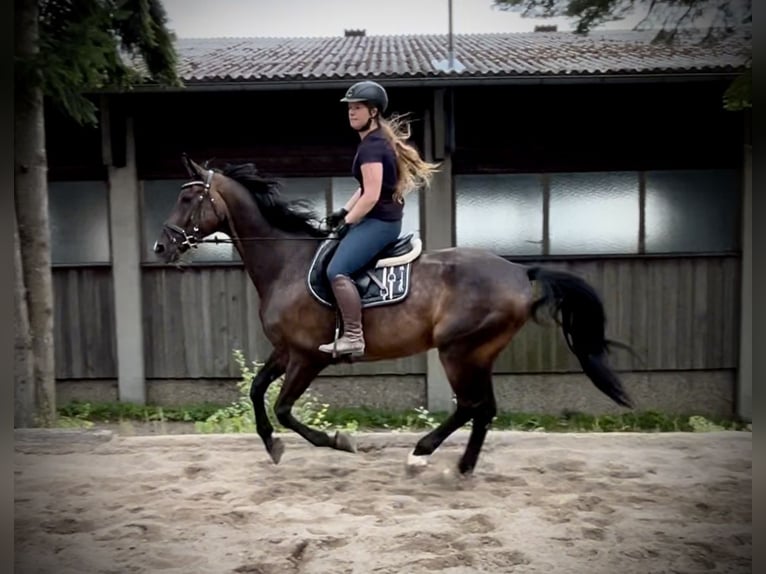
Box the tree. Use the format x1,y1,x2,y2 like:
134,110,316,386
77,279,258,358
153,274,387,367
14,0,181,427
492,0,751,110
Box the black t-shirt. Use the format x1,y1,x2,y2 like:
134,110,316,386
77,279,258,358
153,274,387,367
352,129,402,221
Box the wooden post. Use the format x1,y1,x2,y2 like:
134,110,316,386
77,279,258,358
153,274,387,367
737,133,752,421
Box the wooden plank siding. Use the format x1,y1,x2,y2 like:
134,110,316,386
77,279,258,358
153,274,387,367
52,268,117,379
140,267,426,379
52,256,740,381
494,256,741,373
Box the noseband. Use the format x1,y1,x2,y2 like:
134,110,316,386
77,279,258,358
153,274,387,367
163,169,217,250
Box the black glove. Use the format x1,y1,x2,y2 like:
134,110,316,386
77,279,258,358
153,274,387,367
326,208,348,228
334,220,350,239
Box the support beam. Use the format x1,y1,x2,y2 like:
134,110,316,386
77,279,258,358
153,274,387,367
104,99,145,404
422,88,455,413
737,140,751,421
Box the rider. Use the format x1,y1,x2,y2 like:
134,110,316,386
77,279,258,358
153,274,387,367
318,80,440,356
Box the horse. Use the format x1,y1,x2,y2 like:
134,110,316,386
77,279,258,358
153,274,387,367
152,156,634,476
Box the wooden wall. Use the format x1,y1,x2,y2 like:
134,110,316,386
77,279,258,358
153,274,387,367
494,255,741,373
140,267,426,379
53,255,740,381
53,267,117,379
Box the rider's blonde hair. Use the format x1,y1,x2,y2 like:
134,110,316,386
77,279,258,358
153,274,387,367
376,113,441,203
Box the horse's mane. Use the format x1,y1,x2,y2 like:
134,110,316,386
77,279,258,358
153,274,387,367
217,162,329,238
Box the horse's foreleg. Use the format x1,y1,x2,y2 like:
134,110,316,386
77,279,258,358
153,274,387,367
249,350,287,463
272,355,354,459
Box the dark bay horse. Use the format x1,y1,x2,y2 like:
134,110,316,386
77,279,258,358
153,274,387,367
153,157,633,475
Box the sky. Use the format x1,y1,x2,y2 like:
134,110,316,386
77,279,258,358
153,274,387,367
160,0,648,39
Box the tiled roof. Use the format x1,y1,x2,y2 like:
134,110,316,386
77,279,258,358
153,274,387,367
171,30,749,84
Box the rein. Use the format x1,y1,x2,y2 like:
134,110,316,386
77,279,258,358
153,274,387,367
195,235,334,244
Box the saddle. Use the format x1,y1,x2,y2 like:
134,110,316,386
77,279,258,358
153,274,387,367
307,233,423,308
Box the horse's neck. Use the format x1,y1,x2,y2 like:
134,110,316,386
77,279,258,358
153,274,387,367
220,184,315,300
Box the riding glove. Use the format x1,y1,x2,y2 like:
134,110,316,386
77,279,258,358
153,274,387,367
326,208,348,228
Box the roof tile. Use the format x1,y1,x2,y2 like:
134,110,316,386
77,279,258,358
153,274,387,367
167,30,750,83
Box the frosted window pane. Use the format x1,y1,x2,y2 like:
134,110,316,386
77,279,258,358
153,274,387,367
455,175,543,255
48,181,110,264
279,177,329,220
549,172,639,255
332,177,421,238
645,170,740,253
142,180,238,263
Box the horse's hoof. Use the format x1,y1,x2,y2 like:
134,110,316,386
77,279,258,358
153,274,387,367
268,437,285,464
333,431,357,453
405,450,429,476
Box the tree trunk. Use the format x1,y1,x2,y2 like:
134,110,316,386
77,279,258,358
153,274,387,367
14,216,35,428
15,0,56,427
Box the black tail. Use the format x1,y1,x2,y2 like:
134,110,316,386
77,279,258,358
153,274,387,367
526,266,634,409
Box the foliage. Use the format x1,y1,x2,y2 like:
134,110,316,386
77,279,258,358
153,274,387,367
17,0,182,126
493,0,750,35
492,0,751,109
194,350,338,434
59,400,221,423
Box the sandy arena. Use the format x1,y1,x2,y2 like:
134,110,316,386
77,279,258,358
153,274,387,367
14,429,751,574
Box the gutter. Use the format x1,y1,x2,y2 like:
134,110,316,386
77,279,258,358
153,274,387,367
96,70,743,94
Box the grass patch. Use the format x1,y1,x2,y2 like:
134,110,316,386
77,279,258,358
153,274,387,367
56,401,749,433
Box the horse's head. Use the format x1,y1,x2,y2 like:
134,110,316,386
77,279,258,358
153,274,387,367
152,155,228,263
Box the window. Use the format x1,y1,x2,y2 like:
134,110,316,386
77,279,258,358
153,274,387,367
455,174,543,255
645,169,741,253
142,179,239,263
549,172,639,255
454,169,740,257
48,181,111,264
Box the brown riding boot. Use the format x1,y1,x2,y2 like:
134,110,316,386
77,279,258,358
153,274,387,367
318,275,366,356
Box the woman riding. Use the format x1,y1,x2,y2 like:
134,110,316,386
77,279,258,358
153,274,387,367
318,80,440,356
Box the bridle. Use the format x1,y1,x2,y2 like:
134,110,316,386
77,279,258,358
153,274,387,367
162,168,219,251
160,169,337,250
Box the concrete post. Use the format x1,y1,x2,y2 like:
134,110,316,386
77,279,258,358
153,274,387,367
104,100,146,404
737,141,751,421
423,89,455,413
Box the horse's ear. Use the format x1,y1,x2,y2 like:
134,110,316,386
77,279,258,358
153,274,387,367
181,154,197,178
182,154,207,179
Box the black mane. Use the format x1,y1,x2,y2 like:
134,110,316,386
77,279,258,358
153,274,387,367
218,162,329,238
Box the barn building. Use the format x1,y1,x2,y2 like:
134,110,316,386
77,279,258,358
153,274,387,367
46,28,752,419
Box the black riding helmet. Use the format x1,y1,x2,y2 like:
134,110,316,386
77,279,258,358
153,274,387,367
340,80,388,114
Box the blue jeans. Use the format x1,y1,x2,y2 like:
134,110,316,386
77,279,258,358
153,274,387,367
326,217,403,281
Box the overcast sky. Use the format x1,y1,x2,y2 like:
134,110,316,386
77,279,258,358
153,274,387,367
160,0,648,38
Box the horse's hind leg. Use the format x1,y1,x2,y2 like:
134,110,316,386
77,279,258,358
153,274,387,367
456,370,497,475
407,350,495,475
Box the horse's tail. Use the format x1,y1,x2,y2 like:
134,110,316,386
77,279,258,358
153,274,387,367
526,266,634,409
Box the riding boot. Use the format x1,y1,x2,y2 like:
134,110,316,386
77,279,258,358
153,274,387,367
318,275,366,356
